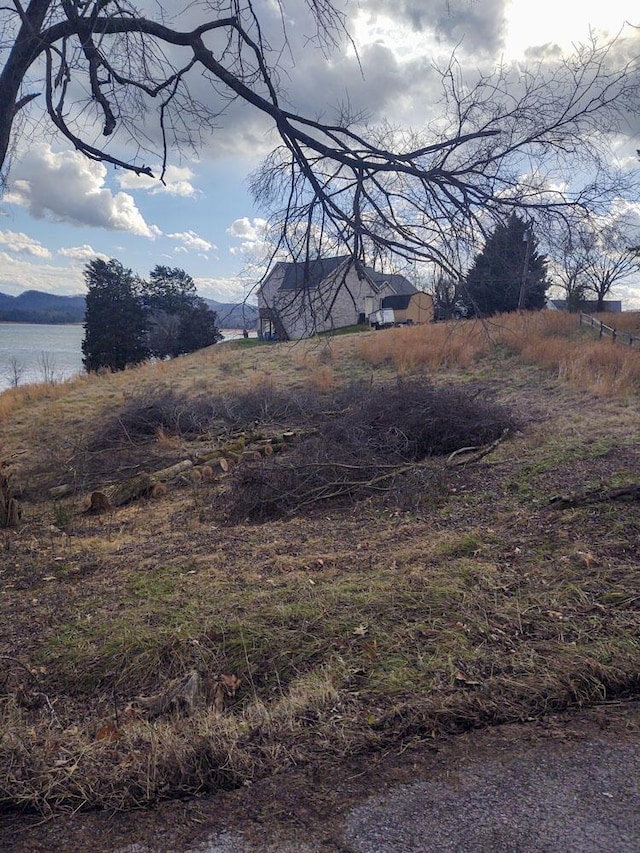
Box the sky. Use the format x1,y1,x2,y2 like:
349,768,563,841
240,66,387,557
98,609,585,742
1,0,639,306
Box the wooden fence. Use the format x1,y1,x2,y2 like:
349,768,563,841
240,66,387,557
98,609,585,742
579,313,640,347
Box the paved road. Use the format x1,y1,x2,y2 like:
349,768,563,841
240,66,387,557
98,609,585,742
166,731,640,852
3,703,639,852
343,737,639,853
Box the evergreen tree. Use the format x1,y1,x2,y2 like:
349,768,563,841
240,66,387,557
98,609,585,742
177,297,223,354
82,259,149,372
141,266,221,357
464,215,550,316
142,266,198,313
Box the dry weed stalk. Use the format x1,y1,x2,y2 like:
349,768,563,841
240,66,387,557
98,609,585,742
0,466,19,528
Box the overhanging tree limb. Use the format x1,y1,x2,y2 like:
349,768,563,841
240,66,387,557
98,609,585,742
0,2,638,272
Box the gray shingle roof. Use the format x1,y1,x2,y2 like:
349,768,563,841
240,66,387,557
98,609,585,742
272,257,416,295
366,271,416,296
277,256,350,290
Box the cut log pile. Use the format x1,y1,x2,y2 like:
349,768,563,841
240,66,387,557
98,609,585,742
83,432,294,512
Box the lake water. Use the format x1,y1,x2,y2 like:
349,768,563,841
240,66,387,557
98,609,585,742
0,323,250,393
0,323,85,392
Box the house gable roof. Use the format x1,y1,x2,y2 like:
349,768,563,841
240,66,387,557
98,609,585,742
263,257,417,295
366,271,416,296
277,256,350,290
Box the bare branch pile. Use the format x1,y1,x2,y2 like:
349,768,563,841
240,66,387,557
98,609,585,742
222,379,518,519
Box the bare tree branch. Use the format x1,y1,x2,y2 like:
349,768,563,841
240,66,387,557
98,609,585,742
0,2,638,283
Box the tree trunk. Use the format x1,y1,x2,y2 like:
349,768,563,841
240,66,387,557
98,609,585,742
88,460,194,511
0,0,52,171
90,472,155,511
1,473,20,528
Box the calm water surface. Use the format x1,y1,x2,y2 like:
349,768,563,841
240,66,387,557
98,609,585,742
0,324,248,393
0,323,85,392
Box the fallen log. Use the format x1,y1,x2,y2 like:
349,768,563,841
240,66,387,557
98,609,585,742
549,483,640,508
89,472,154,512
152,459,193,481
89,460,194,511
201,457,232,475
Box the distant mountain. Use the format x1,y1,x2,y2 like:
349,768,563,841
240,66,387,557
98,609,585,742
203,299,259,330
0,290,85,323
0,290,259,329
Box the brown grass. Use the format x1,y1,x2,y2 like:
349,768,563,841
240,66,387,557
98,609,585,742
358,321,491,371
1,314,639,813
357,312,640,396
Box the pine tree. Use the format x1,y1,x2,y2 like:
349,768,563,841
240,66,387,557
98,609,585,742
464,215,550,316
177,297,223,354
82,259,149,372
141,266,220,357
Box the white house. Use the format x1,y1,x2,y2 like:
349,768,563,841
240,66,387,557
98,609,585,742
257,256,418,340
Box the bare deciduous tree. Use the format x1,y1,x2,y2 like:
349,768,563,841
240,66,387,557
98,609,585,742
0,3,638,278
543,225,592,311
545,216,640,311
582,228,639,311
36,350,57,384
5,356,25,388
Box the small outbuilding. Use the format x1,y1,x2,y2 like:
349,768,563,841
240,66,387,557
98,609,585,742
378,292,434,325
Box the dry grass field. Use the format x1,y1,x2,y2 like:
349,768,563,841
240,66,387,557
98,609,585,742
1,311,639,813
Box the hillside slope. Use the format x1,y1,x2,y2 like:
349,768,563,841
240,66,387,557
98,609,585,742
0,318,639,813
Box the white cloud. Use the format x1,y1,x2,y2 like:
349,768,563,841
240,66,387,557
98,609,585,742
353,0,507,56
116,164,199,197
167,229,214,254
227,217,268,239
227,217,270,257
0,252,85,295
0,230,51,258
57,244,110,263
4,145,161,238
195,275,247,302
585,197,640,246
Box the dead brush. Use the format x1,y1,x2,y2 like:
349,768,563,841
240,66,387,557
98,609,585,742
89,387,218,449
221,378,518,520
